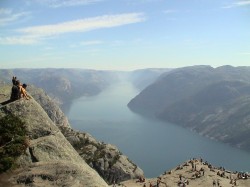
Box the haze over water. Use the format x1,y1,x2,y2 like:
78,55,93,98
68,81,250,177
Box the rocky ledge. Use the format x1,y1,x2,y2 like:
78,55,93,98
0,93,108,186
121,158,250,187
28,85,143,184
0,85,143,186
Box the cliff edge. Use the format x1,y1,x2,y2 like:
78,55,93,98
0,85,108,186
0,85,143,186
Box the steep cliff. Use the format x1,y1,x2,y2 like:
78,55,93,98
27,85,143,184
0,86,109,186
0,85,143,185
60,126,143,184
128,65,250,151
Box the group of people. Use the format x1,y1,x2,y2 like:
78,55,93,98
11,76,31,101
0,76,31,106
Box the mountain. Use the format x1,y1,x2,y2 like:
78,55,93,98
0,68,173,114
128,68,172,90
128,65,250,151
0,85,143,186
0,85,108,187
0,68,120,112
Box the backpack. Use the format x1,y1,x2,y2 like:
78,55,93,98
10,85,21,100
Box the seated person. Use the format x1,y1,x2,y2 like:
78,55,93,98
21,83,31,100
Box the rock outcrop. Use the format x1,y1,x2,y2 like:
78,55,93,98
60,126,143,184
27,85,144,184
27,85,71,128
0,85,143,185
121,158,250,187
0,86,109,186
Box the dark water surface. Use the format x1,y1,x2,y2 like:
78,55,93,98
68,82,250,177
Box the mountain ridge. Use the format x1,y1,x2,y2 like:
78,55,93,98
128,65,250,151
0,85,109,186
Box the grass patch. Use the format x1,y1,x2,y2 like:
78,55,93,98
0,114,29,173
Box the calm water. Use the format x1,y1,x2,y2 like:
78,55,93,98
68,81,250,177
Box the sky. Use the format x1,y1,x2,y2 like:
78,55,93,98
0,0,250,70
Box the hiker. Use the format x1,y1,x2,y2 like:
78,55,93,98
12,76,17,85
21,83,31,100
136,176,145,183
1,78,30,106
10,80,30,101
10,80,21,101
217,179,220,186
179,174,182,181
213,179,216,187
156,178,161,187
112,179,116,187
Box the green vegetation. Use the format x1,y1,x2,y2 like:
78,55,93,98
0,114,28,173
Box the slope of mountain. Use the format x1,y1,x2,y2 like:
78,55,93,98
1,84,250,186
128,65,250,151
0,86,109,187
129,68,172,90
0,85,143,185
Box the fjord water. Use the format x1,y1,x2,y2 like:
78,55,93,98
68,81,250,177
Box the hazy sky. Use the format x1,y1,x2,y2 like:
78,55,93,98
0,0,250,70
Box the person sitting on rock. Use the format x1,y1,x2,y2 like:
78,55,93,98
20,83,31,100
12,76,17,85
136,176,145,183
10,80,21,101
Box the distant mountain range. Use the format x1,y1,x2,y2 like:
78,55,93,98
0,69,121,112
128,68,171,90
128,65,250,151
5,66,250,151
0,68,169,112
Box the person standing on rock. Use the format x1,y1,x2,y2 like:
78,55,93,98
217,179,220,186
112,179,116,187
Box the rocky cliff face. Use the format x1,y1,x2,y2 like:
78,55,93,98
60,126,143,184
0,89,109,186
128,65,250,151
27,85,71,128
27,85,143,184
0,85,143,185
129,68,171,90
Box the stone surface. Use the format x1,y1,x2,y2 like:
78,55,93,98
27,85,71,128
60,126,144,184
0,87,109,187
120,159,250,187
0,85,144,185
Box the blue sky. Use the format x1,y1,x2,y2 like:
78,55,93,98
0,0,250,70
